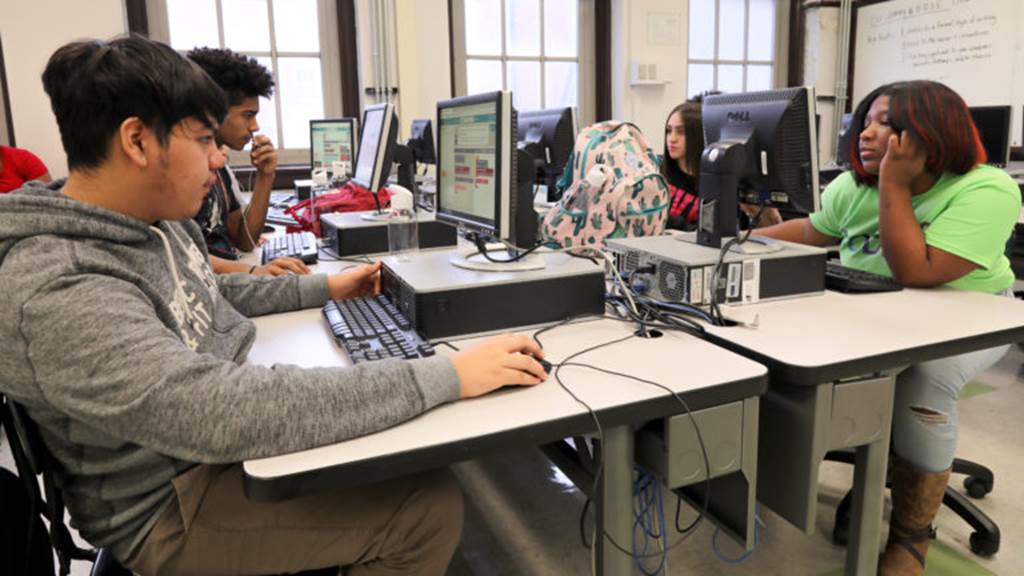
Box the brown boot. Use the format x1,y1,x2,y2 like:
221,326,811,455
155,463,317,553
878,456,951,575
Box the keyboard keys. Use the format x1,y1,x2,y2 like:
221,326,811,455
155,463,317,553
322,296,432,364
262,232,319,265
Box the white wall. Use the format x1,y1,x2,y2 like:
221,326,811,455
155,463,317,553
395,0,451,141
804,5,841,165
0,0,126,178
611,0,691,146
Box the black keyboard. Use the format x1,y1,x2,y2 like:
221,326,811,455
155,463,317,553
323,295,435,364
262,232,318,264
825,261,903,293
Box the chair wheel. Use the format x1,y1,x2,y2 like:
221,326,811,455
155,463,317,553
832,520,849,546
969,531,999,557
964,476,992,499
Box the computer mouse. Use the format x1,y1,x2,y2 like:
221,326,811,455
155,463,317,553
532,355,553,374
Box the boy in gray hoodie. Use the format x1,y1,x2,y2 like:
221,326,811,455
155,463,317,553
0,36,548,576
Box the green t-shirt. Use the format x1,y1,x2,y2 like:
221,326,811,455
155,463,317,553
809,164,1020,294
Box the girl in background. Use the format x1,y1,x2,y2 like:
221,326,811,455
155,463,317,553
661,98,703,230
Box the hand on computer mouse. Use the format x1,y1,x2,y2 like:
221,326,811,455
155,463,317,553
452,334,547,399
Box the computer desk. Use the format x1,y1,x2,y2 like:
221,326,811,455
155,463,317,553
700,287,1024,576
239,259,767,575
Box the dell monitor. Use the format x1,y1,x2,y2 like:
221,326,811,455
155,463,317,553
310,118,357,174
352,103,399,217
697,86,821,249
408,119,436,165
436,90,539,270
969,105,1011,167
517,107,578,201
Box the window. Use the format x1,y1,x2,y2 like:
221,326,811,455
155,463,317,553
452,0,594,122
146,0,343,165
687,0,778,96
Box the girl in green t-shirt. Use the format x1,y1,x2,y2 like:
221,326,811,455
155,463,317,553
756,80,1018,575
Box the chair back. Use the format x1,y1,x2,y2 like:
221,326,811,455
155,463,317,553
1,394,97,576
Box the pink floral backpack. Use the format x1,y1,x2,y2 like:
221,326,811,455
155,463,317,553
541,121,670,248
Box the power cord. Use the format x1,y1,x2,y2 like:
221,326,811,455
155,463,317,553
533,325,714,568
708,201,766,325
711,503,763,565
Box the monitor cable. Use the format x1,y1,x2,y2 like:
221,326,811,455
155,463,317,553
708,201,766,325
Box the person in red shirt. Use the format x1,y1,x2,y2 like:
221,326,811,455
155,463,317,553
661,94,781,231
661,99,703,230
0,145,51,193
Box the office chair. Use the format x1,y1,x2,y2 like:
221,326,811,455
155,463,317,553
1,394,346,576
825,450,999,557
1,394,124,576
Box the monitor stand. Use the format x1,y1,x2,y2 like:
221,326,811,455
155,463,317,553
448,243,546,271
677,233,784,255
360,211,392,222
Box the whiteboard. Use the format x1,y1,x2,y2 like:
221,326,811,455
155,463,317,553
852,0,1023,145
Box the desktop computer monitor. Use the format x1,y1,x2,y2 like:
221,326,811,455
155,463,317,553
408,119,436,165
517,107,578,201
697,86,821,249
353,103,399,195
835,112,854,169
310,118,357,173
969,105,1011,167
436,91,539,267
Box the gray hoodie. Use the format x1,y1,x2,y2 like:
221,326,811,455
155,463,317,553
0,182,459,561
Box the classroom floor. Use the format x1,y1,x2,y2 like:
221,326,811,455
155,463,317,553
4,344,1023,575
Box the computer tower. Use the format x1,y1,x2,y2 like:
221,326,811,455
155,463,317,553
320,211,457,257
380,249,606,339
605,234,826,306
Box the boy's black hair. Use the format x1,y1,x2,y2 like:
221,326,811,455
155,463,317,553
187,47,275,106
42,35,228,171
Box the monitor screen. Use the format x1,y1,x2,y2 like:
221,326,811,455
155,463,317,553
352,103,398,193
437,91,539,261
310,118,357,172
437,98,501,228
969,105,1011,167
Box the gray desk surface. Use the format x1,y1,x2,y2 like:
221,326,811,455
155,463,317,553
703,288,1024,384
700,286,1024,576
242,314,767,500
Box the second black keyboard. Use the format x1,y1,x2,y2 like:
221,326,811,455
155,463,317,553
323,295,435,363
825,261,903,293
262,232,318,264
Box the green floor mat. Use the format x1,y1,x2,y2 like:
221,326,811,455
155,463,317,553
819,540,996,576
959,380,997,400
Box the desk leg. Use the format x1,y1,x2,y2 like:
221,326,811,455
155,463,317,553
841,376,894,576
844,432,890,575
596,425,633,576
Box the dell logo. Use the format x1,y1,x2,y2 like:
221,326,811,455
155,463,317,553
727,111,751,122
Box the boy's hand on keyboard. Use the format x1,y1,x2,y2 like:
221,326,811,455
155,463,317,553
253,257,311,276
328,262,382,300
452,334,547,399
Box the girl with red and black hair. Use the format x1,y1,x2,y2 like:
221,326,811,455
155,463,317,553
756,80,1019,575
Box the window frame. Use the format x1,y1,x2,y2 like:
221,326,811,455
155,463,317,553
449,0,595,126
145,0,345,166
686,0,788,95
